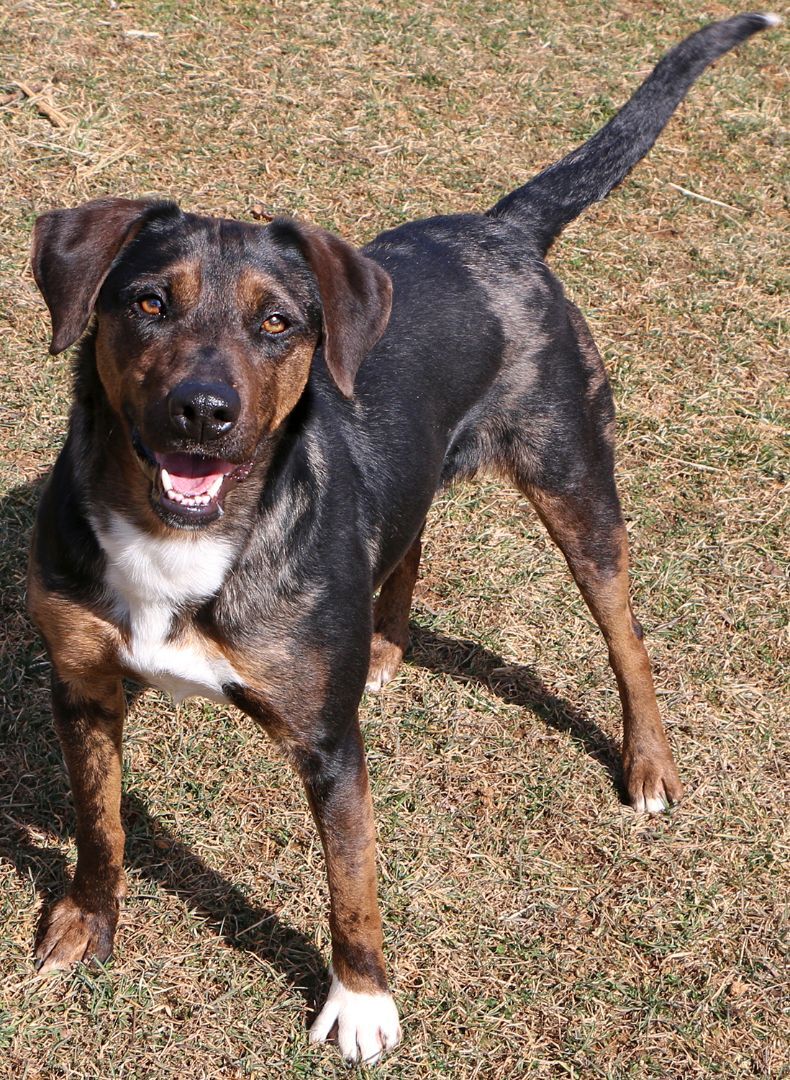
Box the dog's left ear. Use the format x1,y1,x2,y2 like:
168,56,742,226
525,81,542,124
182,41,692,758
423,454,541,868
269,218,392,398
31,196,181,355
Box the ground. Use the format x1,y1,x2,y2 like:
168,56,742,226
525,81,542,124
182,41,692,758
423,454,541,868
0,1,786,1077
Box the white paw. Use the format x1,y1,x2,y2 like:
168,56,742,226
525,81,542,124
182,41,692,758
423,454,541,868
633,793,669,814
365,669,394,693
309,972,401,1064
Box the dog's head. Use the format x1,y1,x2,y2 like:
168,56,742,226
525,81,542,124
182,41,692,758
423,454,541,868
31,197,392,528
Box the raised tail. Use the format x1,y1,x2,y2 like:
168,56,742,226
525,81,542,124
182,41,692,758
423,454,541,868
488,13,779,253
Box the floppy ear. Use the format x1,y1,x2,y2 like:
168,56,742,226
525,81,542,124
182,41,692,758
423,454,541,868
31,196,181,355
268,218,392,398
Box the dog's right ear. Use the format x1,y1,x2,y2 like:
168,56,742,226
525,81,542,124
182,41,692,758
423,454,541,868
31,197,181,355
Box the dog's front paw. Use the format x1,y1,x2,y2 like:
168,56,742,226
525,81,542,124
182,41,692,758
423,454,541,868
35,894,119,974
366,633,405,693
310,972,401,1064
624,748,684,814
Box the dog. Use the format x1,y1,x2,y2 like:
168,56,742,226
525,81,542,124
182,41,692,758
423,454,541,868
26,13,775,1064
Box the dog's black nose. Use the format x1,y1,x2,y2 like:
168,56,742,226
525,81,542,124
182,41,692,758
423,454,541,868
166,381,241,442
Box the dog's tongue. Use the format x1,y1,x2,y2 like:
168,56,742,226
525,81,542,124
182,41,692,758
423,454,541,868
155,453,231,496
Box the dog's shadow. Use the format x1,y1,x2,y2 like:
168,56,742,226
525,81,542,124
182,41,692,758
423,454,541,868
0,478,621,1011
406,621,622,783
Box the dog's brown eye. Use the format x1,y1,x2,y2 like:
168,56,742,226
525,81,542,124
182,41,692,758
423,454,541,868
138,296,164,317
261,313,288,335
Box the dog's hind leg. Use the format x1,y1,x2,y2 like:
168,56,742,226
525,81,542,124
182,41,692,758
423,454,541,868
35,675,127,972
497,304,682,811
366,529,423,692
521,479,683,812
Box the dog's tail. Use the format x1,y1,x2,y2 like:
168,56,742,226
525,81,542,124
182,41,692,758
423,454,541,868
487,13,779,253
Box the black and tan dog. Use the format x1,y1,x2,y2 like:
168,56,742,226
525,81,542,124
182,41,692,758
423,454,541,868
26,13,775,1063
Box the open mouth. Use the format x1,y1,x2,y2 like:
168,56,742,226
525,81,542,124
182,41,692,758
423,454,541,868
133,432,253,524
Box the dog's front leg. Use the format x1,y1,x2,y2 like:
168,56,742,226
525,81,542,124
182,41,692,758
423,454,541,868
36,674,127,973
298,718,401,1064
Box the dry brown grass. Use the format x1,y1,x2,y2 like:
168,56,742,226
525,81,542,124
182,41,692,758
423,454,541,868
0,1,787,1077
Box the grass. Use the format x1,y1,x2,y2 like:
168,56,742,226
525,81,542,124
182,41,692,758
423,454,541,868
0,1,787,1076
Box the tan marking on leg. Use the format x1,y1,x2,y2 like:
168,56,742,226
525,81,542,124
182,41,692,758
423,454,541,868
296,724,388,996
526,486,683,812
28,560,129,970
321,771,385,995
36,676,127,973
367,532,422,692
56,678,127,898
27,561,123,683
216,634,329,744
304,724,400,1061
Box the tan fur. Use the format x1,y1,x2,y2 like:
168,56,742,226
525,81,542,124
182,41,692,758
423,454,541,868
234,266,281,315
368,531,423,688
27,557,123,688
168,260,203,309
525,489,683,807
303,748,387,994
221,636,329,747
35,675,127,974
266,340,316,432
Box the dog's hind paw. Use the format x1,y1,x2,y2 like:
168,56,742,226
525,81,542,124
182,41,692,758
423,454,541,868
365,633,405,693
35,894,119,974
310,972,401,1064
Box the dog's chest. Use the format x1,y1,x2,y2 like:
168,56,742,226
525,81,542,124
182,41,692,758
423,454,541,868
92,513,241,703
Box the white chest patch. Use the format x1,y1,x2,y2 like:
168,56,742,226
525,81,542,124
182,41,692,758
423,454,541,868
92,512,241,703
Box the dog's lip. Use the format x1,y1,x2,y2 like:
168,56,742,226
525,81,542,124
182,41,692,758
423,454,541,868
131,430,254,521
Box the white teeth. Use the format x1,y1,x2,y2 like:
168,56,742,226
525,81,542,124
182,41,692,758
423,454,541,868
160,466,222,510
164,487,213,509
